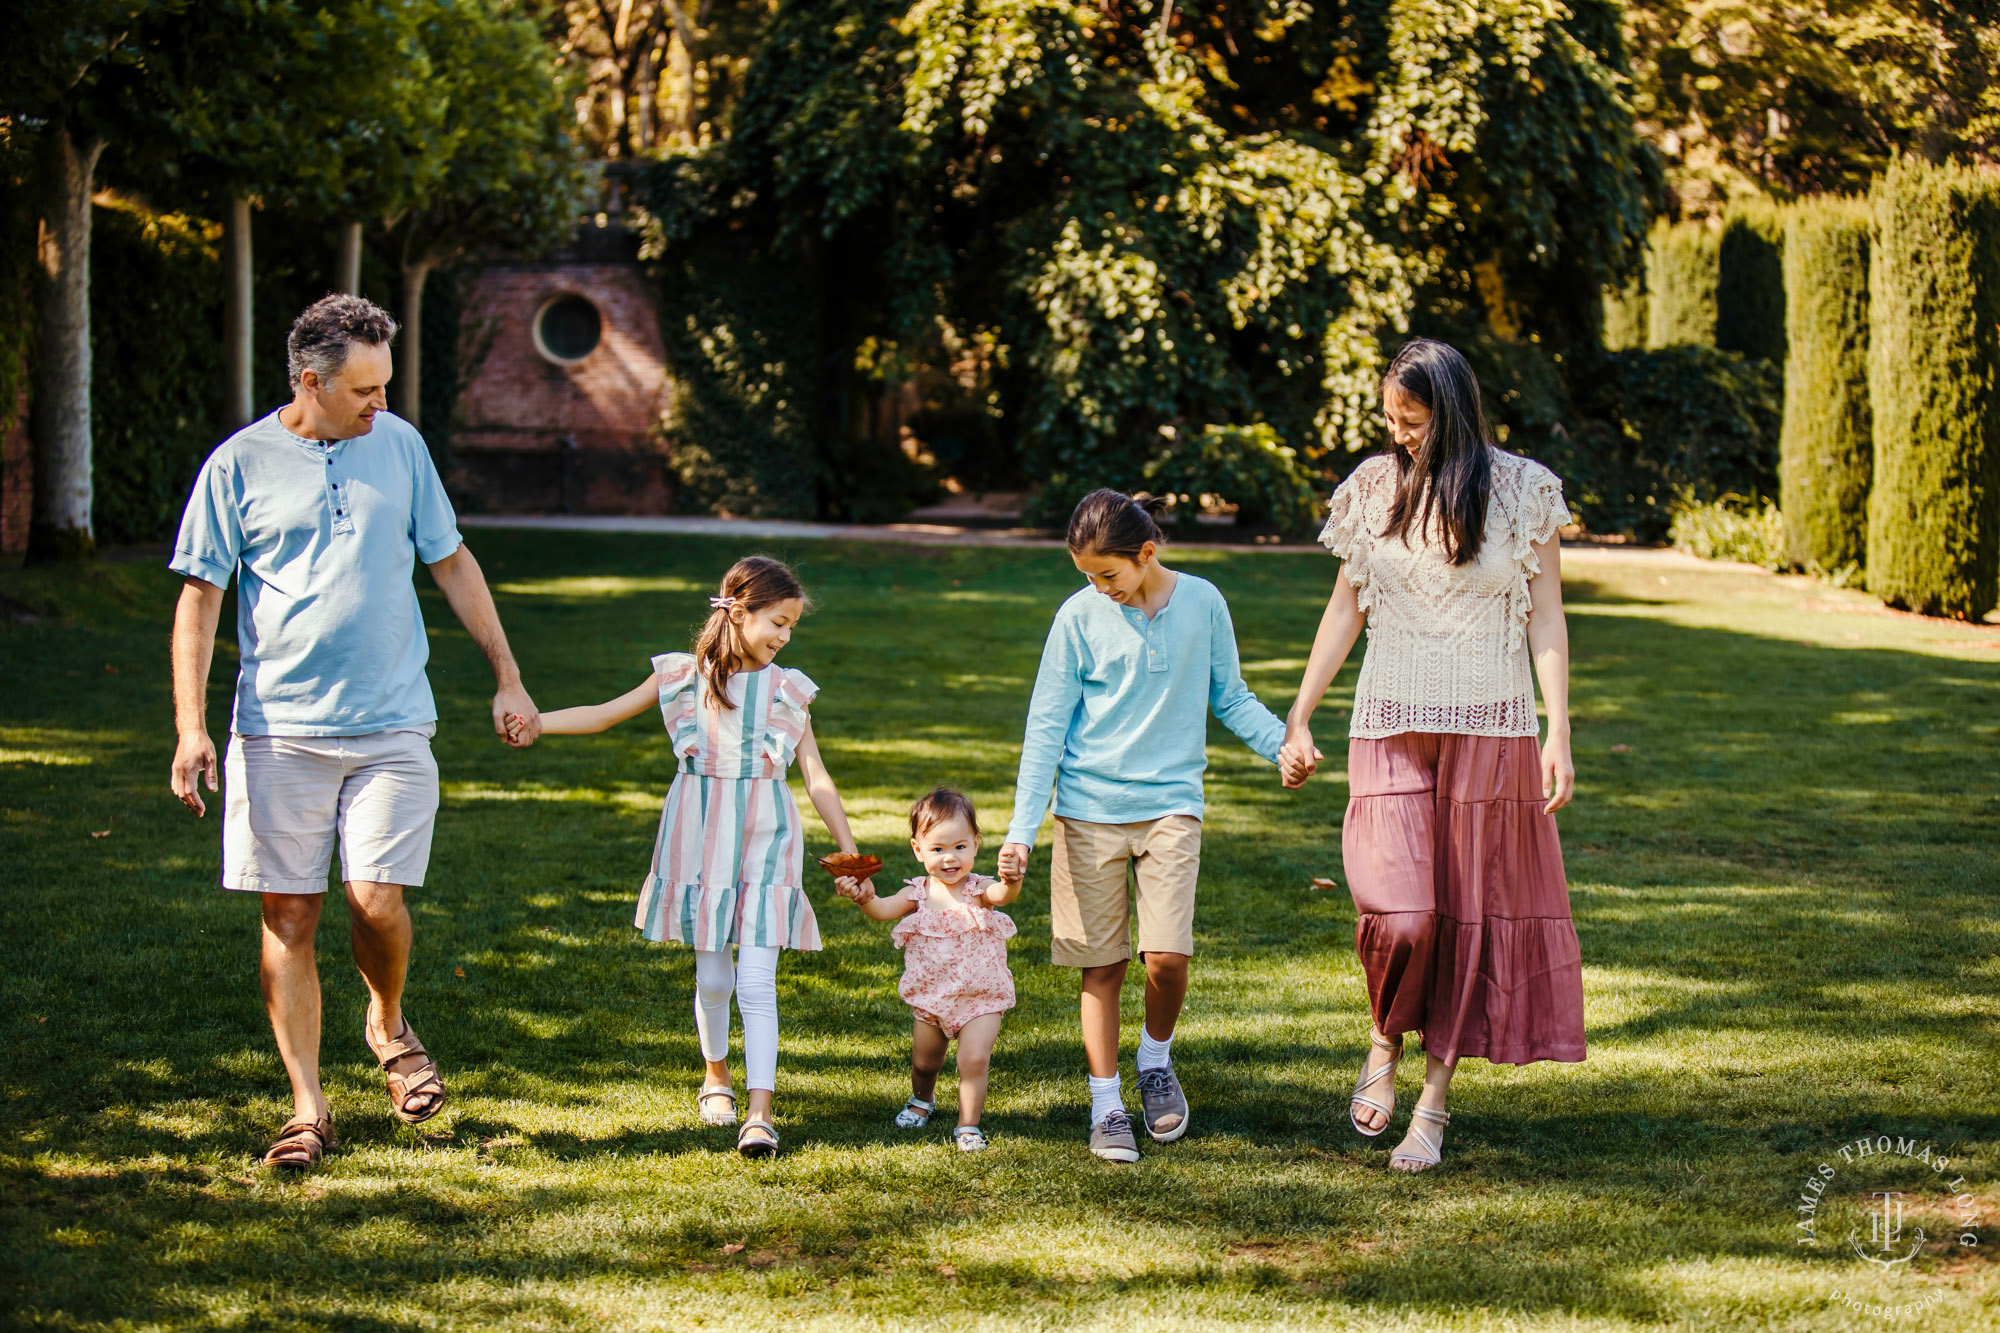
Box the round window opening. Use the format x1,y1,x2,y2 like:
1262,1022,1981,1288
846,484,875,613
534,294,602,364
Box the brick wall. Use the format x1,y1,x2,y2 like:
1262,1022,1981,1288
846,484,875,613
451,262,673,514
1,392,28,555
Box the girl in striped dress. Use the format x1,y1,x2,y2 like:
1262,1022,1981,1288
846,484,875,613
516,556,872,1157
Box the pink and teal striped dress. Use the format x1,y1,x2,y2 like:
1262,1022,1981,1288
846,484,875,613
633,653,823,951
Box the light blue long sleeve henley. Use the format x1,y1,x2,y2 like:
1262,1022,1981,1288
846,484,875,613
1005,571,1286,848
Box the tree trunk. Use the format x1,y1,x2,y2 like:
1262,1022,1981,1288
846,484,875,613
26,122,105,564
665,1,700,144
336,220,363,295
398,259,434,429
223,196,254,430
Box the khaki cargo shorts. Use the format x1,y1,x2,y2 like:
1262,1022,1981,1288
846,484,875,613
222,725,440,893
1048,814,1202,967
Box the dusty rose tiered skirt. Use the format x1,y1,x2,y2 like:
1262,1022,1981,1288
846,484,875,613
1342,733,1586,1066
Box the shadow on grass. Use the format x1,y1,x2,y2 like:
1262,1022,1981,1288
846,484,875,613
3,533,1996,1327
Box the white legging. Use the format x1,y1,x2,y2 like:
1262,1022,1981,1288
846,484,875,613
694,945,780,1092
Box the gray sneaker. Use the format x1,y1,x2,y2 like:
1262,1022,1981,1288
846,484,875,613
1137,1065,1189,1142
1089,1108,1141,1163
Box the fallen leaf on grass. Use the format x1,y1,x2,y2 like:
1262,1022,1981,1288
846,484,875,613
936,1263,957,1278
454,966,465,977
1309,877,1339,891
89,830,110,839
720,1242,745,1256
1609,744,1631,754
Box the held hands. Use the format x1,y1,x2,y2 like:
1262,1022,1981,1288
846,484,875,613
494,684,540,748
996,842,1029,887
1541,731,1575,814
1278,721,1323,789
835,875,877,904
170,730,219,817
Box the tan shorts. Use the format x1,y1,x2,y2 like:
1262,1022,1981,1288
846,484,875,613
223,726,440,893
1048,815,1202,967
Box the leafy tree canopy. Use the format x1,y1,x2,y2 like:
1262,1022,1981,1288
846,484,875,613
640,0,1656,503
1625,1,2000,214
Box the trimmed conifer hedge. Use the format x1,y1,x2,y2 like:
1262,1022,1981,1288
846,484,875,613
1866,158,2000,620
1645,220,1719,347
1779,199,1871,576
1602,279,1648,350
1716,202,1788,366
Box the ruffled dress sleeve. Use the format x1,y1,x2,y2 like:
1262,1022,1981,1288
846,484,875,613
889,879,930,950
1506,459,1572,653
762,667,819,769
1318,459,1384,613
651,653,701,759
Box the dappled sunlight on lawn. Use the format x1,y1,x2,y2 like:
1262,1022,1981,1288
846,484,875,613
2,534,1995,1330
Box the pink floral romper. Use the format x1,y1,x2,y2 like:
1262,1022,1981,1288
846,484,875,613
892,875,1017,1038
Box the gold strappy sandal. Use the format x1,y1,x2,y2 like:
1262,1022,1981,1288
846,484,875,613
1348,1028,1402,1138
1390,1104,1451,1172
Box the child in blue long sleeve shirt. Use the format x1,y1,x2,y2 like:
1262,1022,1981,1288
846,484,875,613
998,490,1288,1163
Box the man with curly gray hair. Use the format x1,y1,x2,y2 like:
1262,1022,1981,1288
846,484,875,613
166,293,543,1170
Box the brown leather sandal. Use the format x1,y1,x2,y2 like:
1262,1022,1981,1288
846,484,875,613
366,1016,447,1124
262,1114,336,1169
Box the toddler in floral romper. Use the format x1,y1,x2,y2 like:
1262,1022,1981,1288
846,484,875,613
840,787,1022,1151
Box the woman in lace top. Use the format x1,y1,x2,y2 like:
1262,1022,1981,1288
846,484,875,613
1279,338,1586,1174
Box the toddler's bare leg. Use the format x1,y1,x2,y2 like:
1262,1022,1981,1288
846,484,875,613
952,1013,1003,1127
911,1017,948,1104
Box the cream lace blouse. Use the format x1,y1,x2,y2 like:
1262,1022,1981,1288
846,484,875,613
1318,449,1570,739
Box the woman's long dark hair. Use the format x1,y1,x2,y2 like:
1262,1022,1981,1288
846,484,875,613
1378,338,1493,566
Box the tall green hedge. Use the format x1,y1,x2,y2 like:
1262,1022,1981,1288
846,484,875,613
1558,345,1782,541
1646,220,1720,347
89,202,226,545
1602,279,1648,351
1866,158,2000,619
1779,199,1871,576
1716,202,1788,366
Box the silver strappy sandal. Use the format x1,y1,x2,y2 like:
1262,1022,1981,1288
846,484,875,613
1390,1104,1451,1172
737,1117,779,1158
696,1083,737,1127
894,1096,935,1129
1349,1028,1402,1138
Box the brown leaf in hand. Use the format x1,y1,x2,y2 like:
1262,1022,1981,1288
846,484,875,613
818,852,883,880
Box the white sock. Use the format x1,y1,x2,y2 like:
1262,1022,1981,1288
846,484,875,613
1137,1026,1174,1072
1087,1073,1124,1125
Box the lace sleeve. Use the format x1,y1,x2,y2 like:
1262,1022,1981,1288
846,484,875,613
1506,460,1570,655
1318,460,1384,612
1510,462,1571,577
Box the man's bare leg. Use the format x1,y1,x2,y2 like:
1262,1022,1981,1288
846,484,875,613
261,892,328,1123
348,880,439,1118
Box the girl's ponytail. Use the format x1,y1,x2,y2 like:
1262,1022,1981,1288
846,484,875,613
1067,489,1167,559
693,556,807,709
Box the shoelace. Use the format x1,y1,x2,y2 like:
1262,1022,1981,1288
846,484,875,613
1099,1109,1134,1134
1136,1068,1175,1095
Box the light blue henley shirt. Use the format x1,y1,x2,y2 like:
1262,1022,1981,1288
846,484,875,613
1005,571,1286,848
169,409,464,736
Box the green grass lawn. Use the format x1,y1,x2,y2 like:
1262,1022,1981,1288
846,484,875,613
2,532,1996,1331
